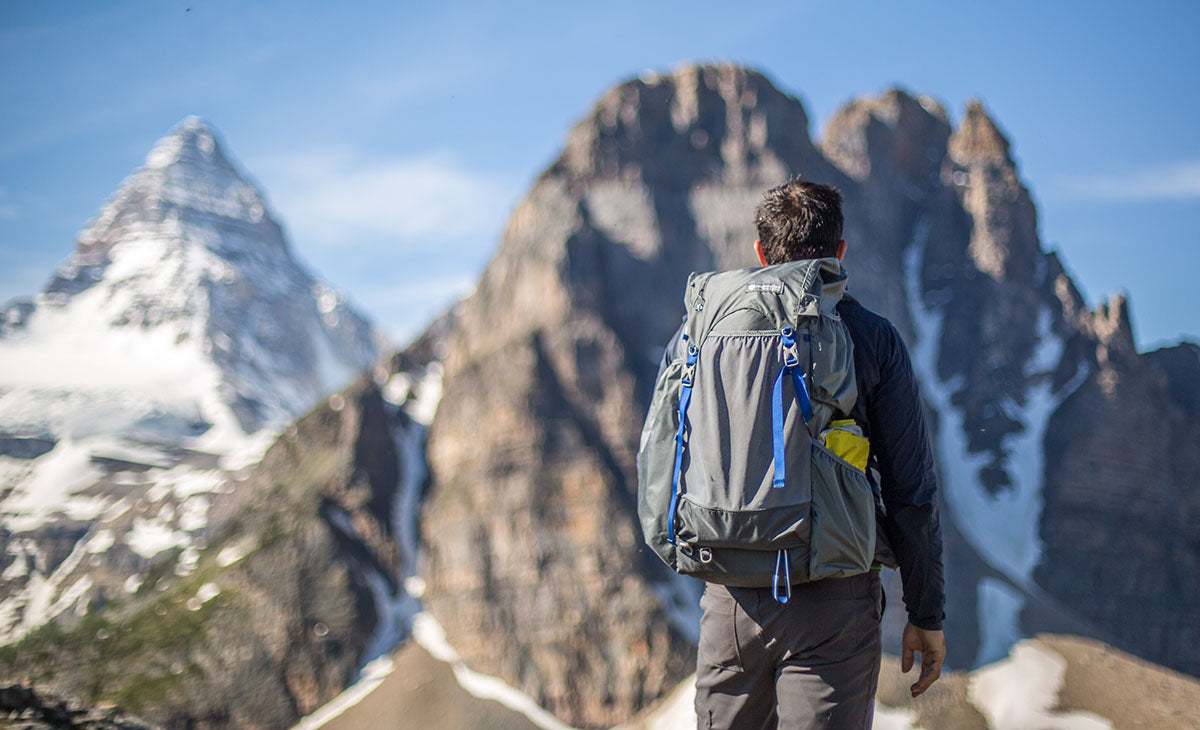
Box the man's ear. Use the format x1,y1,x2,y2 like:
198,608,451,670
754,240,769,267
836,239,847,262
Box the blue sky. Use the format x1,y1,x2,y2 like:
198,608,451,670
1,1,1197,347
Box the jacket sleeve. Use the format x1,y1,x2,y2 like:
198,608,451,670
868,322,946,631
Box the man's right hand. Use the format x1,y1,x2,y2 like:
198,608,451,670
901,622,945,697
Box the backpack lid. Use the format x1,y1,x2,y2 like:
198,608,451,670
685,257,848,329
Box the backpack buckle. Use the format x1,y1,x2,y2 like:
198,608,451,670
780,327,800,367
681,344,699,386
782,343,800,368
698,547,713,564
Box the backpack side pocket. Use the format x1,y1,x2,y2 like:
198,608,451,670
820,419,869,472
809,441,875,580
637,359,684,570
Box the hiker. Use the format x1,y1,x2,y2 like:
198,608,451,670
638,179,946,729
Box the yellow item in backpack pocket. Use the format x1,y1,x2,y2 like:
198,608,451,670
822,419,870,472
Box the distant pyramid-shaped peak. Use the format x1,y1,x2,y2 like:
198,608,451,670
79,117,278,255
1,114,381,443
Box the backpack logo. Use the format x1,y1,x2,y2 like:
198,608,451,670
746,282,784,293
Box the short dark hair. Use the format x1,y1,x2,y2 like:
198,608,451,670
754,178,844,264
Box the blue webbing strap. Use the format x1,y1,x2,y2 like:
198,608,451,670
667,341,698,545
771,328,814,489
790,369,814,423
771,367,788,488
773,549,792,603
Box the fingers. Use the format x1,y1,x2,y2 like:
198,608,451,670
909,653,944,697
901,645,914,673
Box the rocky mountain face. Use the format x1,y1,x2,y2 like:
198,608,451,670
0,118,384,644
0,342,442,727
1037,335,1200,673
420,64,1200,728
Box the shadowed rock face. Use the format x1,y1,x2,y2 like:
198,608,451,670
1037,337,1200,675
422,62,1200,727
0,683,159,729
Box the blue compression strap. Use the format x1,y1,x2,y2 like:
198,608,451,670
790,368,814,423
771,329,814,489
771,367,788,488
667,343,698,545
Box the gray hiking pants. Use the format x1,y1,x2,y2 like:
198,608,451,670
694,571,883,730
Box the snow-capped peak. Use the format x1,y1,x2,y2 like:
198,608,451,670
0,118,384,641
78,116,277,258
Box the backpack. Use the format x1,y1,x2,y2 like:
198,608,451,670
636,258,883,603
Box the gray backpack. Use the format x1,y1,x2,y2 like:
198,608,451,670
637,258,884,602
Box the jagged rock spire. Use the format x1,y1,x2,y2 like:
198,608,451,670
950,100,1014,165
947,99,1042,283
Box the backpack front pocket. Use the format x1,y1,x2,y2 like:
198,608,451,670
674,496,811,550
682,332,814,513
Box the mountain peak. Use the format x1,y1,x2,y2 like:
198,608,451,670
946,99,1041,282
556,63,814,188
78,118,276,256
950,99,1014,166
1094,291,1137,354
821,87,951,184
143,115,228,171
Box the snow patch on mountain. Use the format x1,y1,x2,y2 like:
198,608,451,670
412,611,577,730
0,439,104,532
872,706,926,730
905,229,1068,571
904,219,1093,665
906,242,1028,584
288,653,399,730
385,363,441,583
612,679,695,730
975,577,1023,667
969,640,1112,729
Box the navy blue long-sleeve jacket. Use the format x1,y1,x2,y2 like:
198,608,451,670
659,292,946,630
